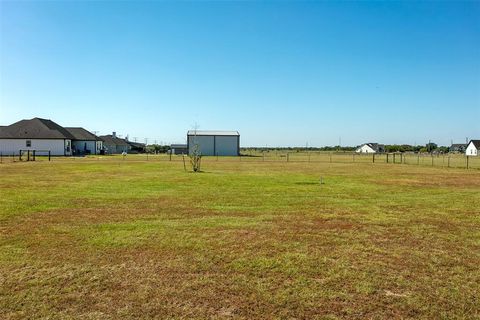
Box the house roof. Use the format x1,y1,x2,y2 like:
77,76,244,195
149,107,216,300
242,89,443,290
359,142,384,152
127,141,146,148
65,127,101,141
468,140,480,149
0,118,75,139
187,130,239,136
100,135,131,146
171,144,187,148
451,143,467,147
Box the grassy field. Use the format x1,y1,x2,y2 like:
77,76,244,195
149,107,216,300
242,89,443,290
1,158,479,319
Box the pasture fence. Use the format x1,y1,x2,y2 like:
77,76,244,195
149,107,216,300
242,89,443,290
1,150,479,170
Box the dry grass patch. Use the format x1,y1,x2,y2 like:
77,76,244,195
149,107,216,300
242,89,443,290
1,160,479,319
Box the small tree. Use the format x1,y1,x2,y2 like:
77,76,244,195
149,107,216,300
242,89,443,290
189,143,201,172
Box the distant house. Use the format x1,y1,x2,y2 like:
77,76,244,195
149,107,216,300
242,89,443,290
65,127,103,155
126,140,146,153
100,132,131,154
187,130,240,156
465,140,480,156
0,117,74,156
450,143,467,153
356,143,385,154
170,144,188,155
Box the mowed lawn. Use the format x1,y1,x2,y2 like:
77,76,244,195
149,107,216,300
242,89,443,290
1,159,479,319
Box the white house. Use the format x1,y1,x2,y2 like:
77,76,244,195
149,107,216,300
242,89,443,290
465,140,480,156
65,127,103,155
356,143,385,154
0,118,73,156
187,130,240,156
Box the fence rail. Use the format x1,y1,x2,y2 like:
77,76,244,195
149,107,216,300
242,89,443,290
1,151,479,169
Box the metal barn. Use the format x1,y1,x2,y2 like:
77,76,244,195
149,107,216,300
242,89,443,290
187,130,240,156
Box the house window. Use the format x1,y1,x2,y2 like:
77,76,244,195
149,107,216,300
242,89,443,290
26,140,31,147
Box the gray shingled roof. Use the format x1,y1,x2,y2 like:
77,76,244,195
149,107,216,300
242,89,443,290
127,141,146,148
187,130,239,136
0,118,75,139
65,127,101,141
100,135,131,146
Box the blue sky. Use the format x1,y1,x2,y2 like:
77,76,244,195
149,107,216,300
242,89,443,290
1,1,479,147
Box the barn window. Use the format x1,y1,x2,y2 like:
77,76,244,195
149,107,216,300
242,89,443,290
26,140,31,147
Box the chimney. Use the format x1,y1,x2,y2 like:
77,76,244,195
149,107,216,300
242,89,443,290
112,132,116,138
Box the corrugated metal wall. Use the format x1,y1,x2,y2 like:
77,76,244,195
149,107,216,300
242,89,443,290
188,135,239,156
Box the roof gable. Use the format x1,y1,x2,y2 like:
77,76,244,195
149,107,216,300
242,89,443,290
0,118,74,139
358,142,384,152
65,127,100,141
468,140,480,149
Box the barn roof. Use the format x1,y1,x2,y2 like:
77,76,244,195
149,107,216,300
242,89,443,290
187,130,239,136
65,127,101,141
0,118,75,139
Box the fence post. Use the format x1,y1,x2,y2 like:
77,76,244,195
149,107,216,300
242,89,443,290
263,151,265,161
448,156,450,168
417,154,420,165
170,152,172,161
329,152,332,163
287,153,289,162
48,151,51,161
353,153,355,162
33,150,36,161
467,156,469,169
431,154,434,166
373,153,375,163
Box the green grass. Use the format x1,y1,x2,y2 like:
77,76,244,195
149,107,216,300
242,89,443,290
1,159,479,319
